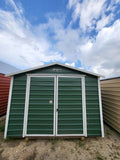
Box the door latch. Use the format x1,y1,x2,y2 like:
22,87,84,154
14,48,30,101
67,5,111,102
49,100,53,104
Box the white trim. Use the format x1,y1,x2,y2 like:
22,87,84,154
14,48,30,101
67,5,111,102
6,62,104,77
82,77,87,137
98,77,104,138
27,74,57,77
4,76,14,139
53,77,56,136
23,74,87,137
27,74,85,77
56,76,86,136
56,76,58,135
25,134,57,137
56,134,84,136
25,75,55,136
57,75,85,78
25,134,84,137
25,134,85,137
23,76,31,137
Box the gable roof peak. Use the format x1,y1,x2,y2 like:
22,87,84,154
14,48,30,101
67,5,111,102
6,62,104,77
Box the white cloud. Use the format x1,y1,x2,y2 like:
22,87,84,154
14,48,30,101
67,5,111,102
96,13,114,31
0,1,66,69
67,0,78,9
79,20,120,77
68,0,120,32
6,0,23,17
107,0,120,12
65,62,75,67
70,0,106,31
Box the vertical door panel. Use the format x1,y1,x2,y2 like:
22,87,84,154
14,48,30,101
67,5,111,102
27,77,54,135
57,77,83,135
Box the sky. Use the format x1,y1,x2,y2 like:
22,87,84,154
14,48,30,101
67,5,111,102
0,0,120,77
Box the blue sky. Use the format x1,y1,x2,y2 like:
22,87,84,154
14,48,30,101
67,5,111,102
0,0,120,77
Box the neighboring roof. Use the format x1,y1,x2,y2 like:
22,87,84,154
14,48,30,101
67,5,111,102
101,76,120,81
6,62,104,77
0,61,19,74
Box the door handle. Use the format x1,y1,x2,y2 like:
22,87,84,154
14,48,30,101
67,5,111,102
56,108,58,112
49,100,53,104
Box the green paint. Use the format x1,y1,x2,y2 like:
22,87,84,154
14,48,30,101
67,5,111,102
58,77,83,134
27,77,54,135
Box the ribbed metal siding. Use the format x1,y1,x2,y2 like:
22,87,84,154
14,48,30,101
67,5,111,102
27,77,54,134
0,74,10,116
101,78,120,133
86,76,101,136
7,65,101,137
7,74,26,137
58,77,83,134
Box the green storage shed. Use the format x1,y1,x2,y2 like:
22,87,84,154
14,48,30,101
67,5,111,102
4,62,104,138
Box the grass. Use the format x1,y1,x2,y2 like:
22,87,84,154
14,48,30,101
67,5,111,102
75,139,86,148
50,138,59,151
97,156,104,160
0,149,3,155
96,151,106,160
0,125,5,132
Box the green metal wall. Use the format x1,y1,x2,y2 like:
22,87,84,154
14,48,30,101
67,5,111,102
6,64,101,137
58,77,83,134
27,77,54,135
85,76,101,136
7,74,26,137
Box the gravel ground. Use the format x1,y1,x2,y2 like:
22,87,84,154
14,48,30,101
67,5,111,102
0,123,120,160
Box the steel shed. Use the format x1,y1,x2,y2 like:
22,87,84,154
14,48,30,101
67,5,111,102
4,62,104,138
101,77,120,133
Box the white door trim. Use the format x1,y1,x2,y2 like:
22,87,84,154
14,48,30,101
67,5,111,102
56,75,86,136
55,76,58,136
23,74,87,137
23,75,56,137
23,75,30,137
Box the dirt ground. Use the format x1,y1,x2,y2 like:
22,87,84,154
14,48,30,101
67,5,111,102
0,123,120,160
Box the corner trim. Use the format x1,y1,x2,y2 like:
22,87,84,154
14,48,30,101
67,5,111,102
4,76,14,139
98,77,104,137
82,76,87,137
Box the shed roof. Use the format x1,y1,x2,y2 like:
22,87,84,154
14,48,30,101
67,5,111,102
6,62,104,77
0,61,19,74
101,76,120,81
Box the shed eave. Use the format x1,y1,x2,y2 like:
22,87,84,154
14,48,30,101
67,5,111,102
101,76,120,81
5,62,104,77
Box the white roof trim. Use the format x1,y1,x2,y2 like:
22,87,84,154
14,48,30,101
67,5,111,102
6,62,104,77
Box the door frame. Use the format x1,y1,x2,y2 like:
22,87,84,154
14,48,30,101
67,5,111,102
23,75,56,137
23,74,87,137
56,75,87,137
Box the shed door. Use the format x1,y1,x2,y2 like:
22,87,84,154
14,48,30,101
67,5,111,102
26,77,55,136
57,77,83,135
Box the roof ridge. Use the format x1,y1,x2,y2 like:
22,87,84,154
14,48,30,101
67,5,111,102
6,62,104,77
